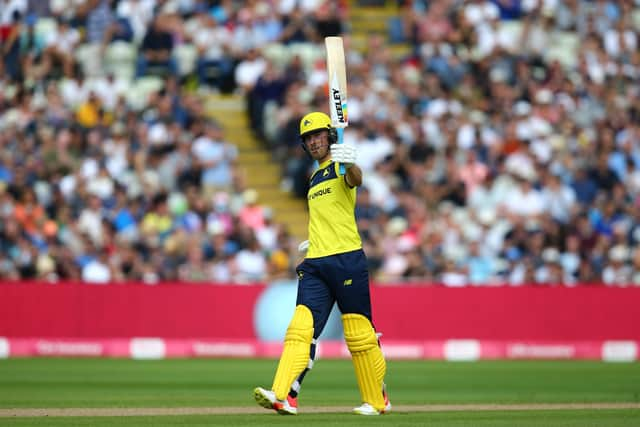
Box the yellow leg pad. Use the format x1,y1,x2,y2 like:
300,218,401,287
272,305,314,400
342,314,386,411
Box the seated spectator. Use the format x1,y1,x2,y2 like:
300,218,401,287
188,9,234,90
191,120,237,194
136,15,177,77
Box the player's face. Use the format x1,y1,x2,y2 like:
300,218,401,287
303,130,330,161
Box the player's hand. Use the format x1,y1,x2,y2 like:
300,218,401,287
298,240,309,253
330,143,357,169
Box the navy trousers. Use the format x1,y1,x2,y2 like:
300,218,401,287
295,249,372,339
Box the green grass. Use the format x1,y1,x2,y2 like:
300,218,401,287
0,359,639,426
3,411,640,427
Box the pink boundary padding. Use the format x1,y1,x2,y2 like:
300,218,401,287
3,338,638,361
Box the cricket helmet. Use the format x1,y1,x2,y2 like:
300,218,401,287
299,112,337,144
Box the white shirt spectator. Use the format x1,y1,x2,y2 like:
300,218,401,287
559,251,579,285
362,171,396,212
59,77,91,109
541,177,576,223
504,150,535,181
80,157,99,179
352,133,394,173
503,182,545,218
103,138,129,178
78,197,104,246
233,247,267,282
603,27,637,59
82,259,111,284
117,0,156,43
256,222,278,251
464,1,499,27
602,263,633,286
210,260,232,283
440,269,468,287
188,14,232,60
86,169,115,200
456,122,476,149
234,53,266,91
89,76,129,111
475,20,517,57
45,24,81,54
0,0,26,25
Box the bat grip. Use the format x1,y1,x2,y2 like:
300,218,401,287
337,127,346,176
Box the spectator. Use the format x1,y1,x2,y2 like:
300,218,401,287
136,15,177,77
191,120,237,194
188,8,233,90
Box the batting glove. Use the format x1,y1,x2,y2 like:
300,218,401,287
330,143,357,169
298,240,310,253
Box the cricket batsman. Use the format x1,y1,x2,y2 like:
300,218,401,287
253,112,391,416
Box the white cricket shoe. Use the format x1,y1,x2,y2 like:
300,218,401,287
353,384,392,415
253,387,298,415
254,387,276,410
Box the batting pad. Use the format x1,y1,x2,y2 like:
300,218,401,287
272,305,314,400
342,313,387,411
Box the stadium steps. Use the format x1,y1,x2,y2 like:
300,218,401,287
204,93,309,242
347,1,412,60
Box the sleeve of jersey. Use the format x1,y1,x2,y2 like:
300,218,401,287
338,162,353,189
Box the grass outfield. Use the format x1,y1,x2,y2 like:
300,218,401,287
0,358,639,426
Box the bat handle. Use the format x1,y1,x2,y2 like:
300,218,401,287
337,127,346,176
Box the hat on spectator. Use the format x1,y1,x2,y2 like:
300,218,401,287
111,122,126,136
426,99,448,118
263,207,274,220
444,243,466,263
148,123,169,145
1,109,20,130
168,192,188,216
438,201,455,215
207,218,225,235
489,68,508,83
525,219,541,233
609,245,630,263
542,247,560,264
469,110,486,124
36,254,55,275
386,216,408,236
531,121,553,139
514,164,537,182
243,189,258,205
548,134,566,151
535,89,553,104
452,207,469,225
516,122,534,141
513,100,531,116
477,208,497,226
31,94,47,111
463,222,483,242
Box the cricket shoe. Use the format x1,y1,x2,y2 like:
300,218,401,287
353,384,392,415
253,387,298,415
273,395,298,415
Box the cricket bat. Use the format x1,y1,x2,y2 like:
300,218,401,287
325,36,348,175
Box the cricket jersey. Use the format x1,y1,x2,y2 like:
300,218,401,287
306,159,361,258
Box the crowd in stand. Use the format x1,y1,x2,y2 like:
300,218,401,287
1,0,640,286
